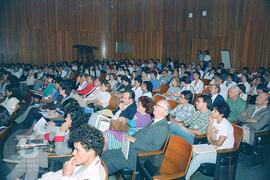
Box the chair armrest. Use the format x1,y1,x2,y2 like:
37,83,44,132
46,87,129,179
153,172,185,180
48,153,72,159
255,130,270,137
137,150,163,157
217,147,238,154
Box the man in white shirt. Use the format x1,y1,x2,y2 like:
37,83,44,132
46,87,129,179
40,124,106,180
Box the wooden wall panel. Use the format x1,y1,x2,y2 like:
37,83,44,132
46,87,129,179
0,0,269,71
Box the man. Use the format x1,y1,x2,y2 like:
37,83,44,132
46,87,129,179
159,70,171,85
116,90,137,120
102,100,171,175
191,70,204,94
40,124,105,180
238,92,270,145
209,84,225,106
226,85,247,122
150,71,161,91
170,95,212,144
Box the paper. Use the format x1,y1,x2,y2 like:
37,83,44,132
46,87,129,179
33,117,48,133
96,116,111,132
192,144,216,154
121,140,130,159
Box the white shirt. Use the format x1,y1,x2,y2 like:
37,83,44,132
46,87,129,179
220,82,228,100
0,97,20,115
142,91,153,98
96,91,111,108
132,87,143,101
211,94,218,103
39,156,105,180
77,81,88,91
211,118,234,150
191,80,204,94
203,55,211,62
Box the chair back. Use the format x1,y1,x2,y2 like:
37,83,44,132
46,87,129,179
159,84,170,94
232,124,243,150
159,136,193,175
153,94,165,105
101,160,109,180
167,99,179,110
107,95,120,112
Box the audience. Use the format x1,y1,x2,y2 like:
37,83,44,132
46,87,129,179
1,58,270,179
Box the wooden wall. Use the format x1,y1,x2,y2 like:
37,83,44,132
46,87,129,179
0,0,269,71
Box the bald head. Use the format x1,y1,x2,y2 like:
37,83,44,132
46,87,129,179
256,92,269,107
153,100,171,119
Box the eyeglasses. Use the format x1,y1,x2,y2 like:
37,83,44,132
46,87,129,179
155,103,168,111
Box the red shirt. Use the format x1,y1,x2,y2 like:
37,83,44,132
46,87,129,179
77,83,95,95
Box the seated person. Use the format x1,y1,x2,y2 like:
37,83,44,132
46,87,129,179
131,76,143,101
0,106,10,132
191,70,204,94
150,71,160,91
209,84,225,106
6,107,86,180
102,100,171,175
141,81,153,98
166,77,181,100
40,124,105,180
86,80,112,109
76,75,95,96
238,92,270,145
169,90,195,123
0,84,21,115
180,76,195,94
159,70,171,85
185,102,234,180
105,96,154,150
226,85,247,122
170,95,212,144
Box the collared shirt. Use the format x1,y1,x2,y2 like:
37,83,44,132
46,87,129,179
252,106,267,118
170,104,195,122
211,94,218,103
184,110,211,134
153,117,164,125
226,97,247,122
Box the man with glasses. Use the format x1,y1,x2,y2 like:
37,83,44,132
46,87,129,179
102,100,171,175
170,94,212,144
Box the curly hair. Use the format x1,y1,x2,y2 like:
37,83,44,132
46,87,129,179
138,96,154,116
69,124,104,156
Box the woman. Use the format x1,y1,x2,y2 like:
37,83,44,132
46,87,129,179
141,81,153,98
185,102,234,180
0,85,21,115
105,96,154,150
132,76,143,101
166,77,181,100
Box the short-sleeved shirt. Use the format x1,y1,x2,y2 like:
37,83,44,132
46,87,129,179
170,104,195,122
211,118,234,150
184,110,211,134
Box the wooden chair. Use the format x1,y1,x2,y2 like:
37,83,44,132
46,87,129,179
107,95,120,112
202,79,211,86
199,124,243,180
167,99,179,110
153,94,165,105
159,84,169,95
118,132,171,180
136,136,193,180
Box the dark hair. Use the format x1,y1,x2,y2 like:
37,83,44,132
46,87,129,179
101,80,111,92
0,106,10,127
125,90,135,100
180,90,193,104
242,73,249,82
237,84,246,93
213,102,230,118
138,96,154,116
69,124,104,156
180,76,191,84
134,76,142,85
257,83,268,93
59,81,73,96
197,94,213,110
143,81,153,92
5,84,22,101
121,76,131,85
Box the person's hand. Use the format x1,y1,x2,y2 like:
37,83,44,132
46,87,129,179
60,122,70,132
62,157,77,177
118,117,127,123
247,118,257,123
119,102,125,110
240,112,248,116
124,134,136,143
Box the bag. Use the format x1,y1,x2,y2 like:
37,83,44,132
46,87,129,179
110,120,128,132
